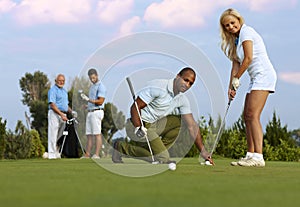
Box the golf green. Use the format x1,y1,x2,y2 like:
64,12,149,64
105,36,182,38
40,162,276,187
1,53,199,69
0,158,299,207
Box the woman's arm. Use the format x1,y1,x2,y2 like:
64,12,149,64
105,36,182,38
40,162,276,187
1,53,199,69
234,40,253,79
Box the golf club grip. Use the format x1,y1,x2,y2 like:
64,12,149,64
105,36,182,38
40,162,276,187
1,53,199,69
126,77,136,100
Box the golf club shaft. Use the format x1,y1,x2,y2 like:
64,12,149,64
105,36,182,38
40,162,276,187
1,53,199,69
210,99,232,156
126,77,145,127
126,77,155,162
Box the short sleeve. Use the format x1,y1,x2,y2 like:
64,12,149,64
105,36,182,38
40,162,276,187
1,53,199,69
97,83,106,98
179,95,192,114
240,25,255,43
48,87,56,103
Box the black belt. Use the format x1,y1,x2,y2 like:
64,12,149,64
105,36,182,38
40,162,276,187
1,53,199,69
61,111,68,114
88,108,102,112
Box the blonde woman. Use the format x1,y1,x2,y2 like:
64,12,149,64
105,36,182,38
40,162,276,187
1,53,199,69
219,8,277,167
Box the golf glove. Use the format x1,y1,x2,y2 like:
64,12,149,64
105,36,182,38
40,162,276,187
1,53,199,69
135,126,147,138
231,77,240,90
80,93,89,101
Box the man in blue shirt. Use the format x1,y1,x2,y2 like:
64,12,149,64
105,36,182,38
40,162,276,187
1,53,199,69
80,68,106,159
48,74,72,159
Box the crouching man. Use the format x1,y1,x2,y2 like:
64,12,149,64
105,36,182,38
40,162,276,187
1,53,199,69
112,67,214,165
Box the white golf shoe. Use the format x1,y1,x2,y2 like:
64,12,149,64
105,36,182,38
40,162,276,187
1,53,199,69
231,157,249,166
55,152,61,159
238,158,265,167
92,154,100,159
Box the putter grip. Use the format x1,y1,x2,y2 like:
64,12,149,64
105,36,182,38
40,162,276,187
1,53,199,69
126,77,136,100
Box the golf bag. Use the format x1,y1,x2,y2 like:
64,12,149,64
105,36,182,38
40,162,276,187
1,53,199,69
57,118,83,158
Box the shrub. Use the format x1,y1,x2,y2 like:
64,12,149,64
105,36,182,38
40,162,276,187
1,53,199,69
263,139,279,161
29,129,45,158
214,130,247,159
3,121,45,159
4,130,31,159
264,139,300,161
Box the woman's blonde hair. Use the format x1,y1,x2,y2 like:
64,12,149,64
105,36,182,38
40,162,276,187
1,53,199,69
219,8,245,61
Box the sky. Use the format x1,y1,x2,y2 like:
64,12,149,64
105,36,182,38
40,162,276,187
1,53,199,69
0,0,300,131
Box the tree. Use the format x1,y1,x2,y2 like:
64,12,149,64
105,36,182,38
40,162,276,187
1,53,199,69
19,71,50,105
291,129,300,146
0,117,7,159
264,111,294,147
2,121,45,159
4,121,32,159
19,71,50,147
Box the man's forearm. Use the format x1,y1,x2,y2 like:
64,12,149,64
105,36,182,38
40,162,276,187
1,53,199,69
130,103,142,127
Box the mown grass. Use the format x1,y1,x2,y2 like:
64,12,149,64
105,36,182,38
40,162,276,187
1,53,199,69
0,158,299,207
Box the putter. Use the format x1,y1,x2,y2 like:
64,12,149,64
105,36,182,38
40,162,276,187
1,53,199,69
126,77,157,164
210,99,232,156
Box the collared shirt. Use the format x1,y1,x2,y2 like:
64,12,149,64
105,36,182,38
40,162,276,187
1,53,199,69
87,81,106,110
48,84,69,111
236,24,275,78
138,79,191,123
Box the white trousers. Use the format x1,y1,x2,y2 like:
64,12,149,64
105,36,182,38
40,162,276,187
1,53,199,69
48,110,65,159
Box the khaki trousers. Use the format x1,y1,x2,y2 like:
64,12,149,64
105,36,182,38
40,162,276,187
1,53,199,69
118,115,183,162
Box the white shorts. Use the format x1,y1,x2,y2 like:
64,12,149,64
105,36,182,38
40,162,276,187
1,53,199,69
86,109,104,135
248,69,277,93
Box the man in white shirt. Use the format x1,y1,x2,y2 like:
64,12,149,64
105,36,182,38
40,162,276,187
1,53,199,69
112,67,214,165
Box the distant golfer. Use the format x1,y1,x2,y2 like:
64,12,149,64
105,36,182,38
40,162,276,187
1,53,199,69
48,74,72,159
80,68,106,159
219,8,277,167
112,67,214,165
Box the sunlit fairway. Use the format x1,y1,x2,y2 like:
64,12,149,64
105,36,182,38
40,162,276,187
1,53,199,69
0,158,299,207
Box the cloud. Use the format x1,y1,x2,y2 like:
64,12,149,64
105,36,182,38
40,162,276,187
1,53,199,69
1,0,297,28
0,0,16,13
11,0,93,26
143,0,297,29
144,0,210,28
279,72,300,85
247,0,297,12
96,0,134,24
3,0,135,26
119,16,141,36
5,0,211,30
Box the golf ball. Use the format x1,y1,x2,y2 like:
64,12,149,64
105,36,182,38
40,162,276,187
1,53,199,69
200,160,213,166
205,160,212,166
168,163,176,171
